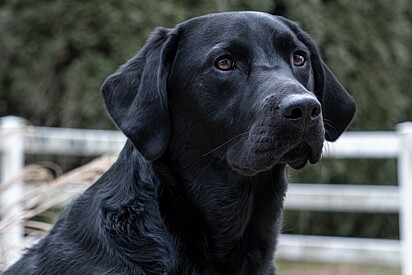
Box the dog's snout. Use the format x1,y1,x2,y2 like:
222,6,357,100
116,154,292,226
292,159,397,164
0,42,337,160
279,95,321,126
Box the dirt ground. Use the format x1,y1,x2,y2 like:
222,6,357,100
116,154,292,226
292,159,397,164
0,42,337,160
277,261,401,275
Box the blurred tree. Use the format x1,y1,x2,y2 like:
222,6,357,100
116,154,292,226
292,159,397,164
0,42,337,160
0,0,273,128
2,0,410,130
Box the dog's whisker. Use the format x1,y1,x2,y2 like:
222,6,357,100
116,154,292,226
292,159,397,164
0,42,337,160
323,118,338,131
202,132,249,157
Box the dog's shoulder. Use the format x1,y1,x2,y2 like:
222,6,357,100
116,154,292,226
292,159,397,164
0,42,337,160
7,143,178,274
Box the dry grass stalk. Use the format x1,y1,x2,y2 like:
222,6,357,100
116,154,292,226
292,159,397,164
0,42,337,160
0,154,118,233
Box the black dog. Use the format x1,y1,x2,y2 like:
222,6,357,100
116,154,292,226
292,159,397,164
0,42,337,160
6,12,355,274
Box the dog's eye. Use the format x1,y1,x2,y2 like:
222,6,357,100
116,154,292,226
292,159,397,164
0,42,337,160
292,52,306,67
214,55,235,71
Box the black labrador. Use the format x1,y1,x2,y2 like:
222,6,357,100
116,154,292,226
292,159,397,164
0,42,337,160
6,11,355,274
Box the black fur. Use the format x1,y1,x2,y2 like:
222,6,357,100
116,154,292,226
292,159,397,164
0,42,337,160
5,12,355,274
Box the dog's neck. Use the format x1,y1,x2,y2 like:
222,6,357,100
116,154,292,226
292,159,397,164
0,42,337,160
153,143,288,271
106,141,287,272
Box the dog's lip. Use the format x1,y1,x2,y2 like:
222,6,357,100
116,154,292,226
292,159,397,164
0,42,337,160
229,150,319,174
308,149,322,164
229,150,283,176
287,144,322,169
230,163,258,176
262,140,322,169
288,158,309,169
227,136,323,175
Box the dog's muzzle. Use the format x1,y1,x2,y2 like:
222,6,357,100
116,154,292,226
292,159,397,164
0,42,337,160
226,92,325,176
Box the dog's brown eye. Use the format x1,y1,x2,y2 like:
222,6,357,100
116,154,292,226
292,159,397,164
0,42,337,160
292,52,306,66
215,55,235,71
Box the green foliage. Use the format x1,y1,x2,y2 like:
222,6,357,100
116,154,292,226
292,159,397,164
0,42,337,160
0,0,273,127
283,211,399,240
2,0,411,130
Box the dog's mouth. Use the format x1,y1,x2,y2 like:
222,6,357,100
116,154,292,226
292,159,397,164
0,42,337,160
227,138,323,176
281,143,322,170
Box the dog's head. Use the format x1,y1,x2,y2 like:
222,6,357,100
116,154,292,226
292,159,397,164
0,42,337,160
102,12,356,176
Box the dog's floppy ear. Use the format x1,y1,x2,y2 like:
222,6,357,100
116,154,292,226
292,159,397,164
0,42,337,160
278,17,356,141
101,28,179,160
312,61,356,141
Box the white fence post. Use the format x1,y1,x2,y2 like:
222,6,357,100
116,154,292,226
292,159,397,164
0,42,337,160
0,116,25,268
397,122,412,275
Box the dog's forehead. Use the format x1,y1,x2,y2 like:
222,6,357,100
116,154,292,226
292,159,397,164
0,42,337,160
179,12,295,45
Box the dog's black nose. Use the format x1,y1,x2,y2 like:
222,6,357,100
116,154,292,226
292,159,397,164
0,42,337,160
279,95,321,126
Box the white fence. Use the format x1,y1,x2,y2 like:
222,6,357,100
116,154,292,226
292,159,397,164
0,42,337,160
1,116,412,274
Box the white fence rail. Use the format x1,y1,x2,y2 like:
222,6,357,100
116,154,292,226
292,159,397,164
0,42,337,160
1,116,411,274
24,125,125,156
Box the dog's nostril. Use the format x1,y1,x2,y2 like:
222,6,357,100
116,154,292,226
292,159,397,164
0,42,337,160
311,106,321,118
285,107,303,120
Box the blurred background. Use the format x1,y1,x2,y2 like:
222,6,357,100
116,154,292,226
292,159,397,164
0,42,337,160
1,0,411,274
